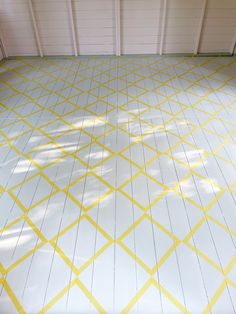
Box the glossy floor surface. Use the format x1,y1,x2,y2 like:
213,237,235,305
0,55,236,314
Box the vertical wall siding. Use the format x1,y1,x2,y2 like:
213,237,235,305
0,0,38,56
121,0,161,54
199,0,236,53
74,0,115,55
0,36,3,59
0,0,236,57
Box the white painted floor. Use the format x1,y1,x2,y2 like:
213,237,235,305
0,55,236,313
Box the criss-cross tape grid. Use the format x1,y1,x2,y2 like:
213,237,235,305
0,55,236,313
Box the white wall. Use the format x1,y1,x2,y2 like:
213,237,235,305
74,0,115,55
199,0,236,53
0,0,236,57
33,0,74,56
121,0,162,54
164,0,202,53
0,0,38,56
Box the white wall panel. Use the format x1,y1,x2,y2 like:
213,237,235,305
199,0,236,53
121,0,161,54
73,0,115,55
32,0,74,56
0,0,236,57
0,0,38,56
163,0,202,53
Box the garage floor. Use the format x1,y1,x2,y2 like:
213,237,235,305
0,55,236,313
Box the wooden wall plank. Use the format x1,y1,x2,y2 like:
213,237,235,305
121,0,162,54
0,0,38,56
199,0,236,53
163,0,202,54
73,0,114,55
